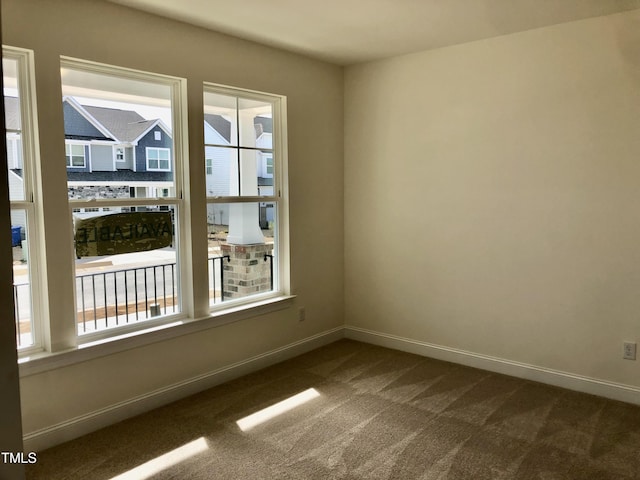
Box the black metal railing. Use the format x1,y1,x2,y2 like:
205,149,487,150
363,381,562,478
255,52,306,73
208,255,230,303
264,254,274,291
76,262,177,334
14,254,275,340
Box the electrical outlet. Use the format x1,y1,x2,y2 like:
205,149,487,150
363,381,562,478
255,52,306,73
623,342,637,360
298,307,306,322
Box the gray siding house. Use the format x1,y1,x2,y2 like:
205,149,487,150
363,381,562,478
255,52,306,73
62,97,174,203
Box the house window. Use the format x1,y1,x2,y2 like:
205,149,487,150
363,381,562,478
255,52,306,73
146,147,171,171
265,154,273,175
154,130,161,141
6,135,22,169
65,143,86,167
204,84,288,308
60,57,184,342
3,47,41,352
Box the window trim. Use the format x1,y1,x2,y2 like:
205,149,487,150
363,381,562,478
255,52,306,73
8,53,290,364
6,134,21,169
203,82,290,312
4,45,45,355
59,56,188,344
114,146,125,163
18,294,295,377
146,146,171,171
65,142,87,168
264,153,274,176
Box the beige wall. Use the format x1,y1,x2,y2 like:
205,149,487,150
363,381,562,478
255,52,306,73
345,10,640,387
2,0,344,438
5,0,640,449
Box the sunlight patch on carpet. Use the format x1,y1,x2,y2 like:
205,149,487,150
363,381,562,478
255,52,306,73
237,388,321,431
109,437,209,480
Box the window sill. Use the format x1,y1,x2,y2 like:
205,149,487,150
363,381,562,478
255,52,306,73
18,295,295,378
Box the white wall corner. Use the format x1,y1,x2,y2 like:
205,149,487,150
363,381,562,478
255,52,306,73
344,325,640,406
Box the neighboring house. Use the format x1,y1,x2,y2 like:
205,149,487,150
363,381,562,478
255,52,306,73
254,116,274,228
204,113,232,227
4,96,27,231
5,97,274,230
62,97,174,208
5,95,175,219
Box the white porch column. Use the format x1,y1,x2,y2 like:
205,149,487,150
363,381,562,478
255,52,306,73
226,111,264,245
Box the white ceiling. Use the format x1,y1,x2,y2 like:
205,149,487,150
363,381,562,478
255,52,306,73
108,0,640,65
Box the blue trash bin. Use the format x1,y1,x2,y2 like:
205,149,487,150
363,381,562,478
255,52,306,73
11,226,22,247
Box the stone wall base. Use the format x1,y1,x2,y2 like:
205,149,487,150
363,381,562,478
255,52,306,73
221,243,274,300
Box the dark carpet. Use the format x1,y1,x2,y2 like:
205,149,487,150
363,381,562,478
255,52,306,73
26,339,640,479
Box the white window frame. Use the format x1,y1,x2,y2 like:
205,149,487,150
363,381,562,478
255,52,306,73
204,82,289,312
65,142,87,168
154,130,161,141
4,46,44,355
11,54,292,373
114,146,125,163
264,153,273,177
60,56,187,345
6,134,21,169
146,146,171,171
205,158,213,175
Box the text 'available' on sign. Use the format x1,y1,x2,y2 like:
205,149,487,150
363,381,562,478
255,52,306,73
74,211,174,258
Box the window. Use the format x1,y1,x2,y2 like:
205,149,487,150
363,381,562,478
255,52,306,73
146,147,170,171
61,57,184,341
114,147,125,162
154,130,161,141
3,46,41,352
265,154,273,175
6,135,21,169
204,84,287,308
5,51,289,361
66,143,86,167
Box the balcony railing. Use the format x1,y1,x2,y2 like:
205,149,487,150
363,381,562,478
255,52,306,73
208,255,230,303
14,254,274,343
76,262,178,334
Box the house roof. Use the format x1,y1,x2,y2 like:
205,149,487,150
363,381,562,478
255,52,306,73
67,170,173,183
204,114,273,143
82,105,157,143
204,114,231,143
3,97,21,131
63,97,114,141
62,98,172,143
254,116,272,135
6,95,259,146
10,168,173,183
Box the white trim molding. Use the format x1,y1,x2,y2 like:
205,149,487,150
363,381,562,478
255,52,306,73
22,326,344,452
23,325,640,452
344,326,640,406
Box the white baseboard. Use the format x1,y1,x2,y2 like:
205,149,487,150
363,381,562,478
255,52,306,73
24,325,640,452
23,327,344,452
345,326,640,406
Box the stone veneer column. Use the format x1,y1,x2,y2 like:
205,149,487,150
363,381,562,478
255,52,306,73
220,243,274,299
